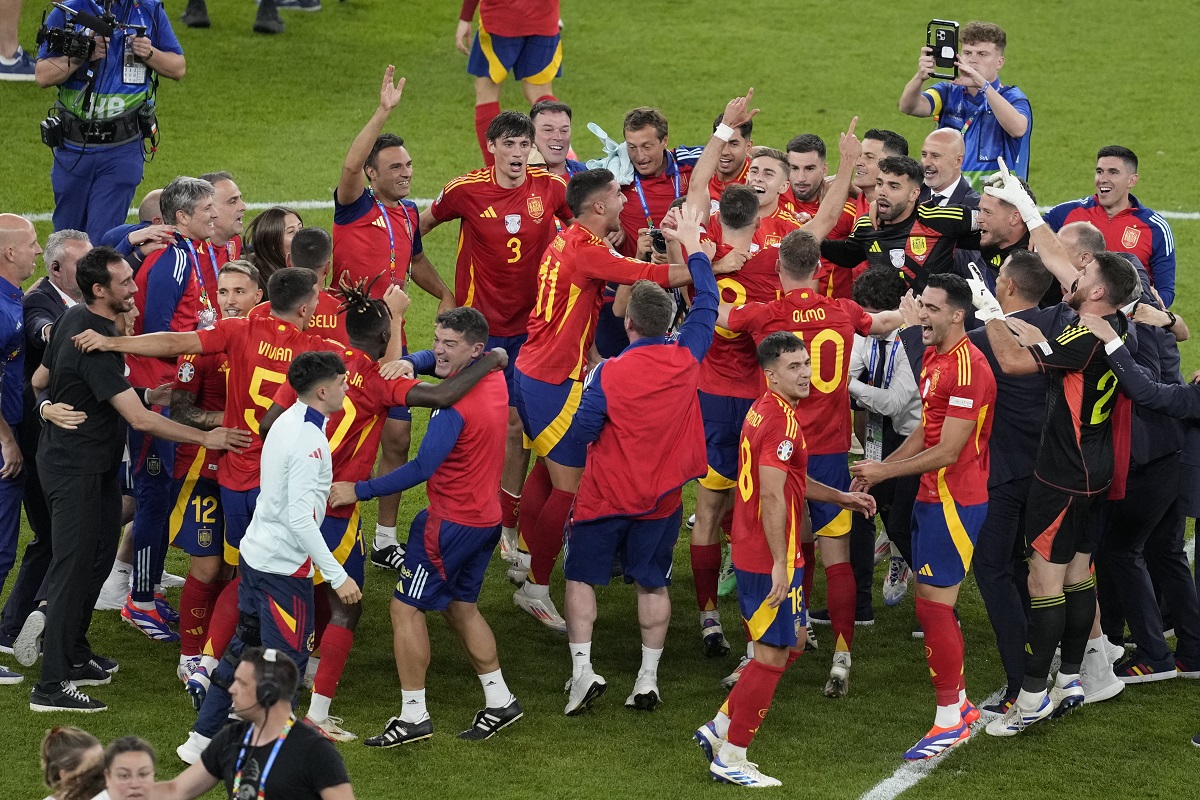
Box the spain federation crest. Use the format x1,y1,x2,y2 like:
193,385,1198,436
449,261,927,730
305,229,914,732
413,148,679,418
910,236,927,256
198,527,213,548
527,195,545,220
777,440,794,461
505,213,522,234
1121,225,1140,249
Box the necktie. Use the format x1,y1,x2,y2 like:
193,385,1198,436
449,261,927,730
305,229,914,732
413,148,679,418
872,338,887,387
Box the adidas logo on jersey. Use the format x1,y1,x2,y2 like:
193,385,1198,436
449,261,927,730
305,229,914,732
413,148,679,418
479,206,498,218
919,564,933,577
308,449,323,460
372,216,388,229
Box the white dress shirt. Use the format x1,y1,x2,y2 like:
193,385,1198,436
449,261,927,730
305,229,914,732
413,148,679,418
848,330,921,437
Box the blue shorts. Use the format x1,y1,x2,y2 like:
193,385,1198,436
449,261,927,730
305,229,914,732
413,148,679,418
487,333,526,407
807,453,853,538
394,509,501,611
467,26,563,84
169,475,223,558
220,486,260,566
513,367,586,468
120,453,133,496
315,509,365,588
238,558,314,668
563,507,682,588
698,391,754,491
735,566,807,649
911,499,988,587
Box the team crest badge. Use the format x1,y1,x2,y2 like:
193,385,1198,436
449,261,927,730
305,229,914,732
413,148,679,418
777,440,794,461
197,528,213,548
889,248,905,268
527,195,544,220
910,236,927,256
764,234,780,248
177,361,195,383
306,631,316,653
749,243,761,254
146,456,161,476
1121,226,1140,249
505,214,522,234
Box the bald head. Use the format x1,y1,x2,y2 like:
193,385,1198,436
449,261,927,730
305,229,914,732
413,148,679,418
138,190,163,225
921,129,966,193
0,214,41,285
1059,221,1107,270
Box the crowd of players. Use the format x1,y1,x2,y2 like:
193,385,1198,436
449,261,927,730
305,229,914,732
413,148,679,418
2,7,1196,794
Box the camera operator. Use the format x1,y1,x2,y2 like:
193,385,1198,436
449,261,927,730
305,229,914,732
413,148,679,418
35,0,184,245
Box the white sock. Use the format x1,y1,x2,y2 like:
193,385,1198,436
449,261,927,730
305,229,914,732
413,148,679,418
569,642,591,679
1016,687,1045,711
701,609,720,626
109,560,133,584
713,710,730,738
199,655,219,673
718,741,747,764
400,688,428,722
0,49,20,65
934,703,960,728
1054,671,1079,689
478,669,512,708
639,645,663,678
958,688,967,705
746,641,754,659
308,693,332,722
305,656,321,679
374,525,397,550
523,581,550,598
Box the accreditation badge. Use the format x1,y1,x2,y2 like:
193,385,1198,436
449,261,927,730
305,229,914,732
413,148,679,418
864,413,884,463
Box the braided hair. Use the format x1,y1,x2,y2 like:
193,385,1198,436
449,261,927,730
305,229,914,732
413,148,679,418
333,276,392,343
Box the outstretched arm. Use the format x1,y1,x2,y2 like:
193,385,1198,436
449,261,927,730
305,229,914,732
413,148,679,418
683,89,759,215
801,118,860,241
337,66,407,207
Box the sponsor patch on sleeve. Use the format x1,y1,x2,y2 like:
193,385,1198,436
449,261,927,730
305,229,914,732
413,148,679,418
948,396,974,409
1037,341,1053,355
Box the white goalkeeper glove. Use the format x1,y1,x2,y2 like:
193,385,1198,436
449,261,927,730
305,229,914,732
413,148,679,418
966,262,1004,322
982,157,1044,232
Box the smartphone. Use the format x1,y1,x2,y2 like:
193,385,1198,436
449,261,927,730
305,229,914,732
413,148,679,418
927,19,959,80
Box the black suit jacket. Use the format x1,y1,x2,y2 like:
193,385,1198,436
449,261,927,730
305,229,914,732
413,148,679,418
21,278,70,435
919,176,981,209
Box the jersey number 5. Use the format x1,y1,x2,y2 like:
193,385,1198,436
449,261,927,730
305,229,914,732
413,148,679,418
245,366,287,434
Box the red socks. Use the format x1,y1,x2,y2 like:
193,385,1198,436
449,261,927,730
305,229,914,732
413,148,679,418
800,542,815,610
528,488,574,585
312,624,354,699
825,561,855,652
726,659,786,748
534,93,556,104
690,543,721,613
916,596,964,705
517,460,552,554
499,489,520,530
202,576,241,659
475,102,501,166
180,576,222,657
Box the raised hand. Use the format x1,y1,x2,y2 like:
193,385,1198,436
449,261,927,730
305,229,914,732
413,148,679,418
838,116,861,163
721,88,761,131
380,65,406,113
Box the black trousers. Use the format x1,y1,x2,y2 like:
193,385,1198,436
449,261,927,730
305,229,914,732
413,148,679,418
1097,452,1200,662
37,463,122,686
0,421,53,642
974,476,1032,693
849,471,920,613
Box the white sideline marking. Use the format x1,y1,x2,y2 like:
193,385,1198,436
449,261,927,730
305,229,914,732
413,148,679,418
15,201,1200,225
857,686,1005,800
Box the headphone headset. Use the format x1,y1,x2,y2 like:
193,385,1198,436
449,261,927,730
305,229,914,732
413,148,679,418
255,648,282,709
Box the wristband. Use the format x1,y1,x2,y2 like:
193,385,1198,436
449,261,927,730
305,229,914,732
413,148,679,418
1164,311,1178,330
713,123,734,143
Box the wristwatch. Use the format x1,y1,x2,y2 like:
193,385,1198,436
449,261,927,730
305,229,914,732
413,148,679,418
1164,311,1177,330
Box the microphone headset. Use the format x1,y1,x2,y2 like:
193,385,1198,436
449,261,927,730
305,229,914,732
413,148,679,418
231,648,282,715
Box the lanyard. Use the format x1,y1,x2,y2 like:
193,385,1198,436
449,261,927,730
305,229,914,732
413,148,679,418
565,160,585,177
182,238,216,311
232,716,293,800
632,155,681,227
368,188,414,284
959,82,1000,136
867,337,900,389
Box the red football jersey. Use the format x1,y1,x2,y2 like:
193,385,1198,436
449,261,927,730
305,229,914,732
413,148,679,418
461,0,560,37
273,346,418,518
916,336,995,506
428,166,571,336
731,391,808,574
170,351,227,481
707,159,750,215
249,290,348,348
195,314,342,491
332,188,421,300
515,223,673,384
617,155,695,256
792,195,859,299
725,289,873,455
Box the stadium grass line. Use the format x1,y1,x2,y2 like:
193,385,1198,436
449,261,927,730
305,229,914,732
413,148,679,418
858,685,1005,800
16,202,1200,225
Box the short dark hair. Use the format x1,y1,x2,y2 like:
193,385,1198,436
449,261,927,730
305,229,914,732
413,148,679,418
436,306,490,346
530,99,573,122
625,280,676,337
267,267,318,315
1093,251,1139,306
289,227,333,272
366,133,406,172
713,111,752,139
785,133,826,160
240,646,300,703
76,246,123,303
1097,145,1138,172
864,129,909,157
719,185,760,230
961,21,1007,52
487,110,535,142
924,272,973,311
566,168,615,218
219,259,261,286
778,229,821,280
1000,250,1054,303
757,331,806,368
287,350,346,396
623,107,668,140
104,737,156,772
199,170,234,186
878,155,923,185
853,266,908,311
